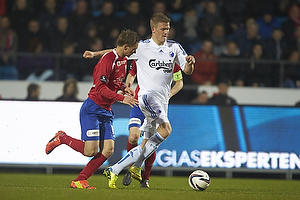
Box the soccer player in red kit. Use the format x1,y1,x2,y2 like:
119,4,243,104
45,29,139,189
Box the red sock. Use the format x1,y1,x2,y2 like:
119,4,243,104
142,151,156,180
127,141,137,152
74,153,107,181
60,134,85,155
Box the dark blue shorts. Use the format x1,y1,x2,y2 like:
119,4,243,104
128,105,145,129
80,98,115,141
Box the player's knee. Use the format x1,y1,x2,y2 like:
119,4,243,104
128,134,139,144
158,123,172,138
167,125,172,135
84,149,98,157
102,148,114,158
165,127,172,138
128,127,140,144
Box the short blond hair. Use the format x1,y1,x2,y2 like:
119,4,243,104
150,13,170,28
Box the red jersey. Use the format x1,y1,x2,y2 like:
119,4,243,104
129,60,182,100
88,49,127,110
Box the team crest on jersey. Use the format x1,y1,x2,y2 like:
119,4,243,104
169,51,174,58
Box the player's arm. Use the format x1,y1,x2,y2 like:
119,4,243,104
119,84,138,107
125,73,136,88
183,55,195,75
125,60,137,87
96,73,138,107
120,83,135,97
83,49,113,59
170,70,183,98
93,55,126,100
175,43,195,75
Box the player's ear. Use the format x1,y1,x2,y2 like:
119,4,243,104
124,44,129,51
151,26,155,33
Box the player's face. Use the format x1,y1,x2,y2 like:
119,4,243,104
152,22,170,45
124,43,138,57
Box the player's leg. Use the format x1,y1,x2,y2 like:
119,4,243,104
74,139,114,180
141,150,156,188
105,107,145,188
127,126,140,149
46,132,100,156
127,105,157,188
122,126,140,186
139,121,171,187
129,130,166,182
73,119,115,189
123,106,144,185
71,99,115,189
132,134,156,188
127,105,145,150
107,144,142,176
45,99,99,156
130,96,171,181
104,144,141,189
138,95,170,162
133,122,171,167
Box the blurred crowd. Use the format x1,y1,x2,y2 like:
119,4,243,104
0,0,300,88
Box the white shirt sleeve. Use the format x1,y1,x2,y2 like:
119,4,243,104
174,43,187,71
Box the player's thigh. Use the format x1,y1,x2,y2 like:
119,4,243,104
99,119,115,158
80,99,101,142
102,139,115,157
84,140,100,156
139,94,169,127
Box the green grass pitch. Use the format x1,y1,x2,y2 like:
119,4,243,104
1,173,300,200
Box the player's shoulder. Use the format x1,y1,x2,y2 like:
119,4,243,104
103,50,116,58
166,39,182,49
100,50,117,63
139,39,151,44
166,39,187,55
166,39,180,46
138,39,151,49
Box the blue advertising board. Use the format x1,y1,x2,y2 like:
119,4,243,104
111,104,300,170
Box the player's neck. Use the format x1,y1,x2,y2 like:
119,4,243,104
115,47,125,58
152,37,165,46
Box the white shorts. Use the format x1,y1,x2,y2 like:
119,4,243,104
138,94,169,139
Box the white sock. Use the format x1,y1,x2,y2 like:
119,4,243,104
134,132,165,167
111,146,141,175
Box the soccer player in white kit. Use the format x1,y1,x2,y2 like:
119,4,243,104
83,13,195,189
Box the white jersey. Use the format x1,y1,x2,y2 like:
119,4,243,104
130,38,187,103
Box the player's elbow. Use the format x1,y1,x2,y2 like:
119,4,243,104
183,66,194,75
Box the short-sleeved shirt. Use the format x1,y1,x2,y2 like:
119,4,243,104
129,38,187,103
129,53,184,101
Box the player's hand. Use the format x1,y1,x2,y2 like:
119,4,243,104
83,50,95,59
124,87,135,97
186,55,195,65
122,96,139,108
